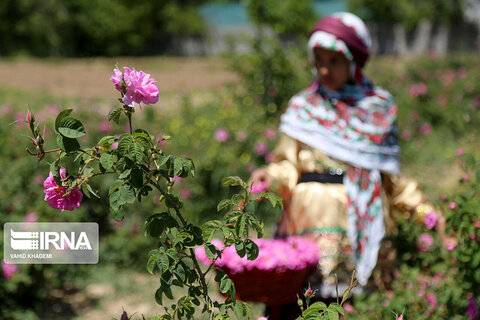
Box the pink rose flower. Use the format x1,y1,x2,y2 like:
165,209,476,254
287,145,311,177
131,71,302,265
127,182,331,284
43,168,83,212
417,233,434,252
475,221,480,228
401,129,411,141
195,237,319,273
397,315,403,320
449,202,457,210
214,128,229,142
424,211,439,230
426,292,438,308
463,173,470,181
254,142,268,155
24,212,38,223
111,67,159,107
2,260,18,279
1,104,12,115
264,127,277,140
456,148,464,156
99,121,112,133
180,187,192,200
111,142,119,150
344,304,354,313
249,181,266,194
446,241,457,251
419,123,432,135
265,152,275,163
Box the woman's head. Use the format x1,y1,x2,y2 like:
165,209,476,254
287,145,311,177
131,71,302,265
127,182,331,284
308,12,371,89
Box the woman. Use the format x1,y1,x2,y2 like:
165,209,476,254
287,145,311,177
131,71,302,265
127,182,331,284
250,12,454,317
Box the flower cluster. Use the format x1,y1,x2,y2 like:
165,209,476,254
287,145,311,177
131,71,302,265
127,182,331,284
195,237,320,273
110,67,159,107
43,168,83,212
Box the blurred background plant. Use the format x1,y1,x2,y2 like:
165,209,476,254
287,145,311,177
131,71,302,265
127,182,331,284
1,0,480,318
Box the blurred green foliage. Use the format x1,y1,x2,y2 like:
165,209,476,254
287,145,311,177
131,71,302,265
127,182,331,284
347,0,465,30
0,0,207,57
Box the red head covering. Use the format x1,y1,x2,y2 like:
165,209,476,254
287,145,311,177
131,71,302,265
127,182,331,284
310,16,369,67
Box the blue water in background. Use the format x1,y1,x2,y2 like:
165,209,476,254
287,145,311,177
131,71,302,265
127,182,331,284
199,0,347,27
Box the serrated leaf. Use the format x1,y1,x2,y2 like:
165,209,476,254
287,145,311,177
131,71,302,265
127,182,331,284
158,254,169,273
108,107,123,124
223,176,247,188
235,215,247,238
58,117,86,138
128,141,144,162
217,199,232,212
326,307,340,320
117,134,133,155
100,153,114,170
54,109,73,133
147,255,157,275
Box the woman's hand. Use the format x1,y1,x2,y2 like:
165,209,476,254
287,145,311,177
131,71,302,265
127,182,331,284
248,168,274,193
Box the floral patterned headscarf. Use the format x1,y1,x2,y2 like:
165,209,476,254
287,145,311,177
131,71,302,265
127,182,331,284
280,12,399,286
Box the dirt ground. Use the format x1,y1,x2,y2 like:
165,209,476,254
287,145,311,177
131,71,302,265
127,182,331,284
0,57,237,100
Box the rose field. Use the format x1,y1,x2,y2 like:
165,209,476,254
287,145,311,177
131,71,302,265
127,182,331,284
1,50,480,320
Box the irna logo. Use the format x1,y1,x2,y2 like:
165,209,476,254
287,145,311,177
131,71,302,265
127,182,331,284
10,230,92,251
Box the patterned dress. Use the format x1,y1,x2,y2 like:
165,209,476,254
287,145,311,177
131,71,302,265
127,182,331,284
265,133,430,297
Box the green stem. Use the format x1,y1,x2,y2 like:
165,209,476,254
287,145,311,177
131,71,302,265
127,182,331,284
151,181,213,312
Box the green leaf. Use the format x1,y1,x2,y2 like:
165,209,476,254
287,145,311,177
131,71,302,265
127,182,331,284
245,239,259,260
173,157,183,176
85,183,100,199
220,278,232,294
174,262,186,282
235,215,247,238
130,165,144,188
58,117,86,138
56,135,80,152
111,206,125,221
223,176,247,188
234,302,250,319
108,107,123,124
128,141,144,162
147,254,157,275
117,134,133,155
204,243,218,260
54,109,73,133
109,190,121,211
119,185,136,204
235,241,246,258
217,199,232,212
325,307,340,320
109,180,124,195
154,288,163,305
202,220,223,242
100,153,114,170
157,254,169,273
328,303,344,315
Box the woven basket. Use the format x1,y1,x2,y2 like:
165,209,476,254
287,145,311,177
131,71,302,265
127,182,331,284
222,266,313,306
